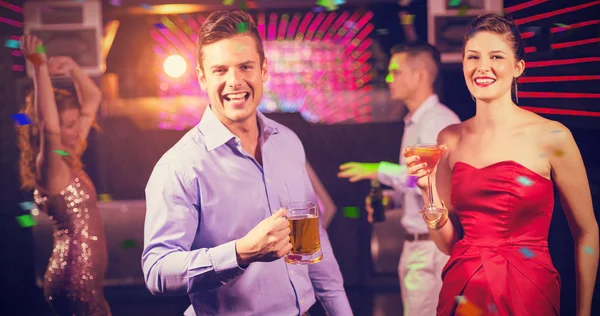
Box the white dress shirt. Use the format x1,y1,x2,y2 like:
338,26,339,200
377,94,461,234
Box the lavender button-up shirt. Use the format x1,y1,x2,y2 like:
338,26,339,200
142,106,352,316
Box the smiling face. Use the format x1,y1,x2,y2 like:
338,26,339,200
197,34,268,126
463,31,524,103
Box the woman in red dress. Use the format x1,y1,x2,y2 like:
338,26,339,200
405,14,598,315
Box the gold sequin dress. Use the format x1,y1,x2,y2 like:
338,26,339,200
34,170,111,316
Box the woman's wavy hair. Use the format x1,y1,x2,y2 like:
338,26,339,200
17,88,97,190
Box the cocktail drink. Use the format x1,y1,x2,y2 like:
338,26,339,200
404,143,446,215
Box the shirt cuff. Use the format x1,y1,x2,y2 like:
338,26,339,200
208,240,245,284
377,162,405,187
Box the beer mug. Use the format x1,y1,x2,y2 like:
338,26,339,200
284,202,323,264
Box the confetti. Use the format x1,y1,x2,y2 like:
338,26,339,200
385,74,394,83
553,150,564,157
455,295,467,304
448,0,462,6
519,247,535,258
98,194,113,202
245,1,258,9
237,22,248,33
342,206,360,219
154,23,166,30
406,175,417,188
457,4,470,16
516,176,533,186
120,239,137,249
316,0,338,11
4,39,20,49
488,303,498,313
554,23,569,28
223,0,234,5
16,214,36,228
11,113,31,125
35,45,46,54
456,299,483,316
19,201,36,211
400,13,415,26
140,3,152,10
583,246,594,254
389,62,399,70
53,149,69,156
550,130,562,133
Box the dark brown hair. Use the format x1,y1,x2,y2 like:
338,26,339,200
17,89,84,190
390,41,441,82
196,10,265,71
463,14,524,101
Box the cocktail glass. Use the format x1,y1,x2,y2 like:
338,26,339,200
404,143,446,216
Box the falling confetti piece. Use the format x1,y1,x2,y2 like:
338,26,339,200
385,74,394,83
316,0,338,11
245,1,258,9
120,239,137,249
583,246,594,254
389,62,399,70
19,201,36,211
4,39,20,49
456,299,483,316
154,23,166,30
519,247,535,258
342,206,360,219
553,150,564,157
448,0,462,6
11,113,32,125
516,176,533,187
400,13,415,26
455,295,467,304
406,175,417,188
223,0,234,5
53,149,69,156
16,214,36,228
554,23,569,28
488,303,498,313
237,22,248,33
550,130,562,133
457,4,470,16
98,194,113,202
140,3,152,10
35,45,46,54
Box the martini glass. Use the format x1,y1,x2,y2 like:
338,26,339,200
404,143,447,217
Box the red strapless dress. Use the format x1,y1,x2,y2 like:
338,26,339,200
437,161,561,316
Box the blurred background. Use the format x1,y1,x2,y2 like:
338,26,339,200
1,0,599,315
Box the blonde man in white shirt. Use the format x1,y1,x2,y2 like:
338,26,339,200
338,42,461,316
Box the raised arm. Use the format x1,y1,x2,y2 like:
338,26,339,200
544,122,598,316
21,35,69,194
142,162,245,295
407,124,464,255
47,56,101,142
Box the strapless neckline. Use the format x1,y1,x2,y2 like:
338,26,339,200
452,160,552,183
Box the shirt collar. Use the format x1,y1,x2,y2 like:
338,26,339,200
198,105,279,151
403,94,439,125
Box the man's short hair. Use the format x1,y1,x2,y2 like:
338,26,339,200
390,41,441,84
196,10,265,70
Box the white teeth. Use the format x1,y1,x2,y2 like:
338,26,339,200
475,78,495,84
225,93,246,98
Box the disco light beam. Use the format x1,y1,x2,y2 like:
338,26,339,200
514,1,600,26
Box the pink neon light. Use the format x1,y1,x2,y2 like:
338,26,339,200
0,1,23,13
0,17,22,28
305,12,326,41
268,13,277,41
296,12,315,40
521,106,600,117
314,12,337,41
257,13,266,41
277,14,289,40
332,12,360,43
12,64,24,71
157,29,195,60
322,12,350,42
286,13,302,39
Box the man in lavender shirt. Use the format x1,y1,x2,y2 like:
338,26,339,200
142,10,352,316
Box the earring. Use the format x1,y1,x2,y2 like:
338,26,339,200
471,95,475,101
514,79,519,104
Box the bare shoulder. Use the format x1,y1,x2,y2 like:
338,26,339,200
530,114,574,150
437,120,465,147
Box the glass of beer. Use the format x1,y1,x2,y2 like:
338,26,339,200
285,202,323,265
